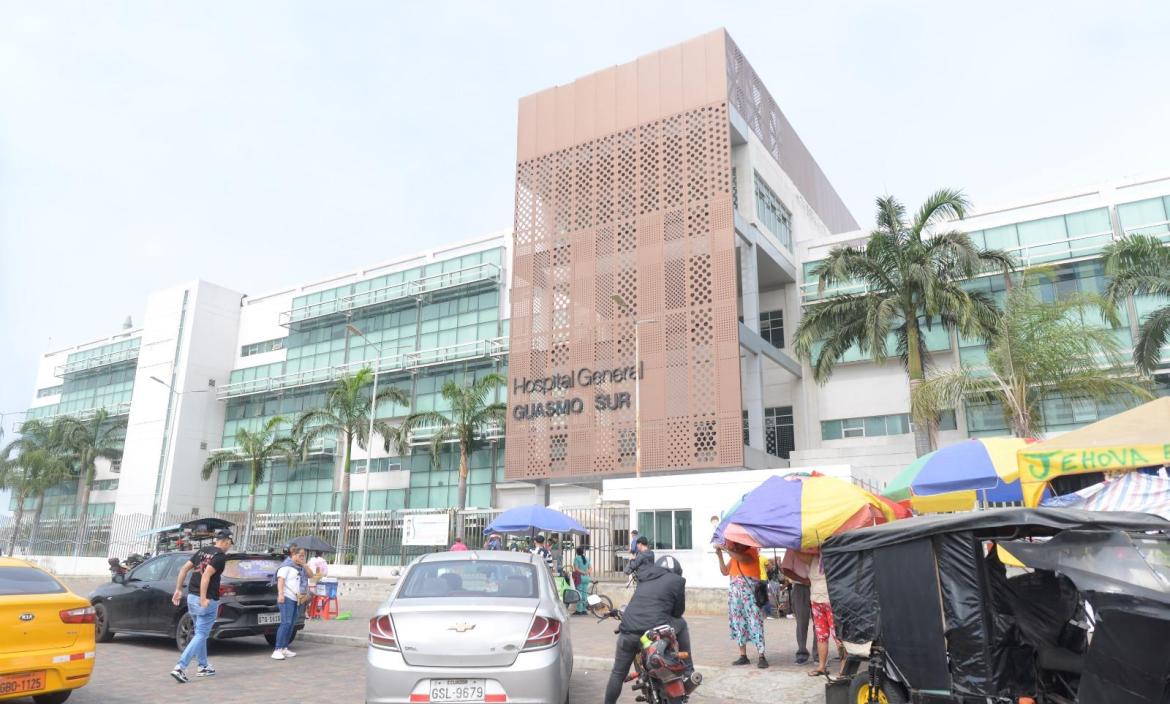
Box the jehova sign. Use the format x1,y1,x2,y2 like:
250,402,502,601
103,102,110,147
510,363,643,421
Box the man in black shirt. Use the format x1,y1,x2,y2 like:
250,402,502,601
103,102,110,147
170,530,232,683
603,557,693,704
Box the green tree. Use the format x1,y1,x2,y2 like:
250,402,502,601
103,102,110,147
1,421,73,556
292,368,409,561
792,189,1014,456
56,410,127,548
1102,233,1170,374
399,373,506,510
910,284,1152,438
201,416,299,550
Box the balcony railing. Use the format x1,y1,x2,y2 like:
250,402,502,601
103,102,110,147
217,337,509,399
54,347,140,377
408,419,503,446
800,228,1123,303
17,401,132,431
279,262,502,327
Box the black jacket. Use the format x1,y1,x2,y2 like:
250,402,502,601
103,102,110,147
619,560,686,634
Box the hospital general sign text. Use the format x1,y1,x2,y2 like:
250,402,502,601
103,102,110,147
510,364,643,421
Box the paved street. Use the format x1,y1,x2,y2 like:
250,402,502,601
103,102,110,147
4,634,741,704
47,576,823,703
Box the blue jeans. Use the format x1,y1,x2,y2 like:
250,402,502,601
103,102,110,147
177,594,219,670
275,597,299,650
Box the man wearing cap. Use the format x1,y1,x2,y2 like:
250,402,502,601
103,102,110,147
170,530,233,683
531,534,555,572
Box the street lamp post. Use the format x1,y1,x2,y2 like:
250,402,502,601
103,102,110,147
345,324,381,577
610,296,654,478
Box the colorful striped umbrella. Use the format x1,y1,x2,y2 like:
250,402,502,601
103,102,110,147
1041,471,1170,520
883,438,1035,509
712,474,898,551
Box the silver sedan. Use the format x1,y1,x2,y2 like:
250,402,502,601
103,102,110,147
366,550,578,704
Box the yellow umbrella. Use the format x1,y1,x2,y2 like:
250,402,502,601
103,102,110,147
1017,397,1170,506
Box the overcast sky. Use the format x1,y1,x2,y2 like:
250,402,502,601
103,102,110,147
2,2,1169,508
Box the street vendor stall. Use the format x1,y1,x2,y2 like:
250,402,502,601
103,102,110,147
1018,396,1170,507
137,517,236,554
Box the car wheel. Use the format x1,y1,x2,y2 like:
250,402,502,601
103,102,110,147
94,603,114,643
587,594,614,618
175,612,194,652
32,691,71,704
848,672,908,704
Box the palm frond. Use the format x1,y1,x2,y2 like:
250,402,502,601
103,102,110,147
911,188,970,238
1134,306,1170,374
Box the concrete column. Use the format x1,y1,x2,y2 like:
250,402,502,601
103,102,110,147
739,243,765,451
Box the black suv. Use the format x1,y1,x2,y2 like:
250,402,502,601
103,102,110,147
89,551,305,650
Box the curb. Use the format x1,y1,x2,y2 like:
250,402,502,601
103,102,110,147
299,631,366,648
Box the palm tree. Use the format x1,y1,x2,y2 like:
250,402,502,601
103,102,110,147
910,284,1153,438
399,372,506,510
1102,233,1170,374
56,410,127,548
2,421,73,556
792,189,1015,456
201,416,299,550
292,368,410,561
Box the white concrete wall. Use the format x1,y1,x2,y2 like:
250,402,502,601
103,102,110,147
160,281,244,515
115,284,197,515
602,466,850,589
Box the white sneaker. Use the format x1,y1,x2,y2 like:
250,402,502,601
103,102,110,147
271,650,285,660
282,648,297,658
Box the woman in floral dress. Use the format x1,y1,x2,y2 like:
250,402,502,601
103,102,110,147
715,540,768,668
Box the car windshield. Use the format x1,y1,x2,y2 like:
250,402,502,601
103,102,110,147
0,566,66,595
223,557,282,580
400,560,538,598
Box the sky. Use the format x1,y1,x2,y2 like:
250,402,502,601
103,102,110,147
2,1,1169,502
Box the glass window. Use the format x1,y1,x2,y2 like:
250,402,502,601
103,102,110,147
759,310,784,348
1118,197,1168,235
821,419,842,441
841,418,865,438
753,173,792,250
0,567,66,595
400,561,538,598
637,510,692,550
127,556,170,583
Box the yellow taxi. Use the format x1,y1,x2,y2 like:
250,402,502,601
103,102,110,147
0,558,95,703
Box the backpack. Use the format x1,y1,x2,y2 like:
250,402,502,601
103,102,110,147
753,578,769,609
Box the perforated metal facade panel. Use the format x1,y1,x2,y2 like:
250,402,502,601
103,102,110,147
506,31,743,480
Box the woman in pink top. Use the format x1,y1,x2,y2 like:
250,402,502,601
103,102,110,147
450,537,469,552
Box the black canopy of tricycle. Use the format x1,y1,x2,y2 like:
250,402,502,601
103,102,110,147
821,508,1170,701
822,507,1170,554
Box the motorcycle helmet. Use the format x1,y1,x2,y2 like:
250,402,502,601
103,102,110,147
655,554,684,577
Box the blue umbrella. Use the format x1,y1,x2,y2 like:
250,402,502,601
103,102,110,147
484,504,587,536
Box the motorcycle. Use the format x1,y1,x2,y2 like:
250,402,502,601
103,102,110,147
590,596,702,704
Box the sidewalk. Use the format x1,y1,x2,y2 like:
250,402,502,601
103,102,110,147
302,599,827,703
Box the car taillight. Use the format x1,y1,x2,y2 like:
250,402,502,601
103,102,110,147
369,615,399,651
521,616,562,651
218,584,237,597
60,606,95,624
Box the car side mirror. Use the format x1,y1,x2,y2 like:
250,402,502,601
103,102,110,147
112,573,125,584
562,589,581,605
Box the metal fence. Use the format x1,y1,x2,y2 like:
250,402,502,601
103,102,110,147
0,504,631,577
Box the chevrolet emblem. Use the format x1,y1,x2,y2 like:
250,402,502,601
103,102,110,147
448,622,476,633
